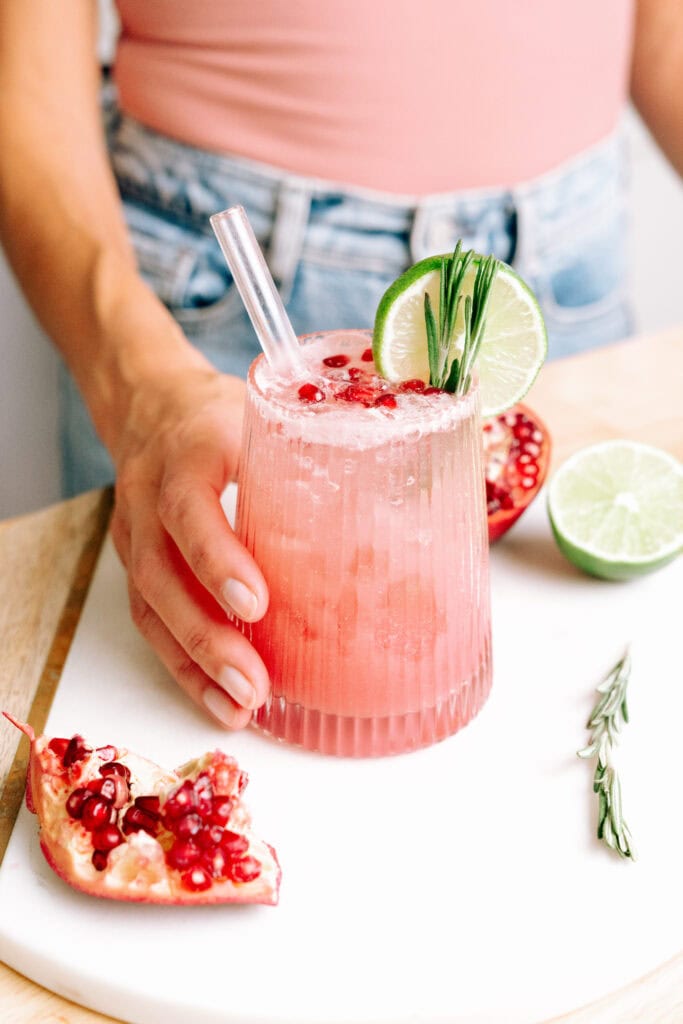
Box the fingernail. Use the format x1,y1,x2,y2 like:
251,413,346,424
222,578,259,621
203,686,240,726
218,665,256,709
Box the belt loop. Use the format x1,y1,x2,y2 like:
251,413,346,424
267,181,312,304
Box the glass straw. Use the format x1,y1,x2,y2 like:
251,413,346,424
210,205,303,377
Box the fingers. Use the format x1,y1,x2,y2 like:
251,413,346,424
127,582,254,730
158,474,268,624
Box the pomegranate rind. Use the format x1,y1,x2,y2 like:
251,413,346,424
3,715,281,906
484,402,551,544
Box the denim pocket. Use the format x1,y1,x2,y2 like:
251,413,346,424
524,186,632,356
123,202,244,335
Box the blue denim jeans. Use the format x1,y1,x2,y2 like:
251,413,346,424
60,114,633,495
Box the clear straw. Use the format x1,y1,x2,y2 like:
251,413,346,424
210,205,303,377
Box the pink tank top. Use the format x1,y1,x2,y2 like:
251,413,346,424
113,0,633,195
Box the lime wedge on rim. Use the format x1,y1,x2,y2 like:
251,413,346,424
547,440,683,580
373,255,547,416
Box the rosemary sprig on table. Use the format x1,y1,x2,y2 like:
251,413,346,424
577,649,636,860
423,241,498,394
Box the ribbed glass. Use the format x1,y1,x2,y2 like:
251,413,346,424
236,330,492,756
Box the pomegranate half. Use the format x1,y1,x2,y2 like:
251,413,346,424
4,713,280,905
483,403,551,543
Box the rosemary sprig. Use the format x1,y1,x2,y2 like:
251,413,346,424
423,242,498,395
577,649,635,860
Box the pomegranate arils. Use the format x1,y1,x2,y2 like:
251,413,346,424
100,760,131,782
92,850,109,872
95,745,117,762
209,795,234,827
373,393,397,409
347,366,363,381
182,866,212,892
197,825,225,849
81,796,114,831
163,779,196,819
134,794,161,817
66,787,90,819
175,812,204,839
91,824,123,852
221,830,249,857
322,353,349,368
483,402,550,542
62,734,92,768
298,382,324,404
361,347,374,362
398,378,426,393
166,839,201,871
229,856,262,883
203,847,229,880
337,384,375,406
48,737,70,758
122,805,159,836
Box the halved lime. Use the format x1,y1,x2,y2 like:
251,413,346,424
547,440,683,580
373,255,547,416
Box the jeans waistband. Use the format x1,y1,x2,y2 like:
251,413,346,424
110,112,626,296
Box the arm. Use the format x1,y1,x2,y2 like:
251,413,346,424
0,0,269,726
630,0,683,177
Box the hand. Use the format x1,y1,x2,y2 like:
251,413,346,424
109,363,270,729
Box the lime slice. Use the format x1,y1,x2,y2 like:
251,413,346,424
547,440,683,580
373,255,547,416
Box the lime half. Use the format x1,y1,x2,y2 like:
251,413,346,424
373,255,547,416
547,440,683,580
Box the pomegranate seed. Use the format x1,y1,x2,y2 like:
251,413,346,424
163,780,196,819
100,761,131,782
373,393,397,409
81,796,114,831
229,856,262,883
96,777,117,801
500,494,515,510
92,850,109,871
521,476,537,489
134,794,161,817
521,441,541,458
209,796,234,827
192,774,214,815
176,813,204,839
361,347,374,362
336,384,375,406
65,787,90,819
48,737,70,758
91,824,123,852
513,423,534,441
516,460,538,477
347,366,363,381
398,378,426,393
197,825,225,849
166,839,201,871
220,830,249,857
322,354,349,368
122,805,159,836
62,735,92,768
95,745,117,762
203,847,229,879
181,866,212,892
297,382,324,403
423,387,443,395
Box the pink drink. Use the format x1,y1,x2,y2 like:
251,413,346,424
236,330,492,756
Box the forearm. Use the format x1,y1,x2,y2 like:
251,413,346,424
631,0,683,178
0,0,207,456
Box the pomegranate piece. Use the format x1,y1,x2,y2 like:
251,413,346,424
322,353,349,368
360,347,374,362
297,382,325,403
3,713,281,906
483,402,551,543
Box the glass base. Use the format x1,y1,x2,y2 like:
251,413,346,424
254,646,492,758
